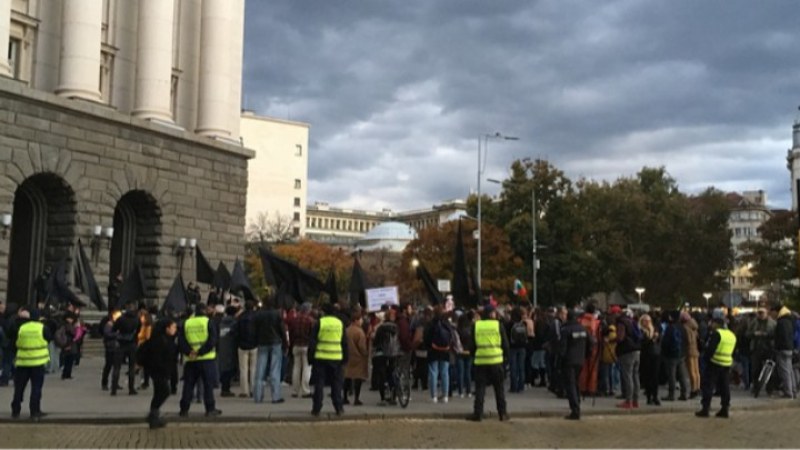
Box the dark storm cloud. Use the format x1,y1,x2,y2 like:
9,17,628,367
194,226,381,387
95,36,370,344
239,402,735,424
243,0,800,210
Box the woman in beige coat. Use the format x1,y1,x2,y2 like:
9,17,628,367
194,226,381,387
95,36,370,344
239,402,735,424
344,312,369,405
681,312,701,397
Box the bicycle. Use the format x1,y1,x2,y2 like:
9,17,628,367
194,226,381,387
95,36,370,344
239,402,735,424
753,358,775,398
391,354,412,408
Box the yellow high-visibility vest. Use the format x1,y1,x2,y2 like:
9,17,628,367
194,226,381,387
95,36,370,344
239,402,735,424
185,316,216,361
711,328,736,367
474,319,503,366
315,316,343,361
15,321,49,367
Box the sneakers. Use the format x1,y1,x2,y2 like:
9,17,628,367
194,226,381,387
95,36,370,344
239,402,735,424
498,412,510,422
431,397,438,404
616,401,633,409
632,401,639,409
442,397,448,404
205,409,222,417
220,391,235,398
271,399,285,404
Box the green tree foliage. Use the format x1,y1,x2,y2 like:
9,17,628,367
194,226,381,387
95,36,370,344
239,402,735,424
476,161,732,308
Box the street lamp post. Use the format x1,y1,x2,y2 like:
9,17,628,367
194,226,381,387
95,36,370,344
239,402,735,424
702,292,712,311
635,286,645,304
476,132,518,294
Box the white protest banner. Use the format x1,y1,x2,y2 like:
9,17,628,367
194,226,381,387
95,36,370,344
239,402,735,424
437,279,451,293
366,286,399,312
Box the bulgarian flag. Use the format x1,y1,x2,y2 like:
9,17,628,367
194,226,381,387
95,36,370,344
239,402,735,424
513,279,528,299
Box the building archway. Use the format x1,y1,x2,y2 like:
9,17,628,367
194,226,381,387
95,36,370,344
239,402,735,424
7,173,77,307
109,190,162,305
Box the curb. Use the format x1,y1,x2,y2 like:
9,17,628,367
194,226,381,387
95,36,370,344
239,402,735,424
1,399,797,426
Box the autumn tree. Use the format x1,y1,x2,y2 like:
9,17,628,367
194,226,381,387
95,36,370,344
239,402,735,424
396,220,522,305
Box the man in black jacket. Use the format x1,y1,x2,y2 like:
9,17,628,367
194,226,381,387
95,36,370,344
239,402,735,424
769,302,796,399
560,309,592,420
111,302,140,396
235,301,258,398
253,297,288,404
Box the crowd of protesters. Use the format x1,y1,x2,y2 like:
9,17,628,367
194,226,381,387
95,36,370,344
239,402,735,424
1,285,800,427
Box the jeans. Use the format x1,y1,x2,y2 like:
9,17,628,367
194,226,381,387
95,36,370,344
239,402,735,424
509,348,526,392
292,346,312,396
737,353,751,389
428,359,450,400
0,347,13,384
663,356,689,399
47,341,58,374
11,365,45,416
776,350,796,397
254,344,283,403
618,351,640,403
456,355,473,395
237,348,257,396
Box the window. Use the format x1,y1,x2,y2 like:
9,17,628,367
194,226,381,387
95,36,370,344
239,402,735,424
295,144,303,156
293,212,300,222
8,11,38,84
8,38,21,79
170,72,180,120
294,179,301,189
294,197,301,207
293,227,300,237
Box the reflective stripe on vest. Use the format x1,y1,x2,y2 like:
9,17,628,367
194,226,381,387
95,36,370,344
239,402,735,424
15,321,49,367
711,328,736,367
315,316,343,361
474,319,503,366
185,316,216,361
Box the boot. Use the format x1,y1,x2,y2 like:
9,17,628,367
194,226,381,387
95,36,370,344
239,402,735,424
538,371,547,388
148,410,166,429
695,408,710,418
716,407,729,418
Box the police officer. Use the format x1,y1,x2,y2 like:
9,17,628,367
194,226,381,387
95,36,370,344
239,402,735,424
560,309,592,420
696,317,737,418
467,305,510,422
178,303,221,417
10,308,52,421
308,303,348,417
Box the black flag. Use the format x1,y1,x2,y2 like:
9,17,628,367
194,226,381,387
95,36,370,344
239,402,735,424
162,274,188,315
259,248,324,305
416,261,443,306
213,262,232,291
451,220,471,308
195,247,216,285
47,259,86,309
469,265,481,306
349,258,368,309
118,264,146,308
74,240,105,310
230,259,256,301
324,269,339,305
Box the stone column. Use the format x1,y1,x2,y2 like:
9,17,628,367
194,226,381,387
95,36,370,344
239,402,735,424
55,0,102,101
0,0,11,77
132,0,174,121
195,0,232,138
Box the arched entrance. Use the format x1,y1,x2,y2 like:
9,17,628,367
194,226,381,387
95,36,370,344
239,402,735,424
109,190,161,305
7,173,77,307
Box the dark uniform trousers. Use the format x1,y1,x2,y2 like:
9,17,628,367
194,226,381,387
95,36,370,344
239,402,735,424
179,361,217,413
11,365,45,416
312,360,344,413
563,364,582,415
473,364,507,416
701,362,731,410
111,343,137,393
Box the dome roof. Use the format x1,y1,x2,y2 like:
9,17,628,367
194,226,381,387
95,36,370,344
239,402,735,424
363,221,417,240
357,221,417,252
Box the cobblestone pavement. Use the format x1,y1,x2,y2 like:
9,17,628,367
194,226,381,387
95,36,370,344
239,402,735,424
1,407,798,448
0,354,790,424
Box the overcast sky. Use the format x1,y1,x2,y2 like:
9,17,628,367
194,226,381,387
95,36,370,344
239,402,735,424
242,0,800,212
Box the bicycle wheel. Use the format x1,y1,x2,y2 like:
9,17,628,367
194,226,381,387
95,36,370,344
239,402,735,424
397,368,411,408
754,360,775,398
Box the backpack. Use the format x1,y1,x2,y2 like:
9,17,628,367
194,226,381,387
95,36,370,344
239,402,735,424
511,321,528,346
431,321,452,352
54,325,69,349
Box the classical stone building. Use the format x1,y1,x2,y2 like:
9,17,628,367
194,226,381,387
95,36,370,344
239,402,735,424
0,0,252,308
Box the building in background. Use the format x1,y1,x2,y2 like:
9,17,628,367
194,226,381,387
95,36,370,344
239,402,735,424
0,0,252,307
240,111,309,239
726,190,772,300
305,199,466,250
